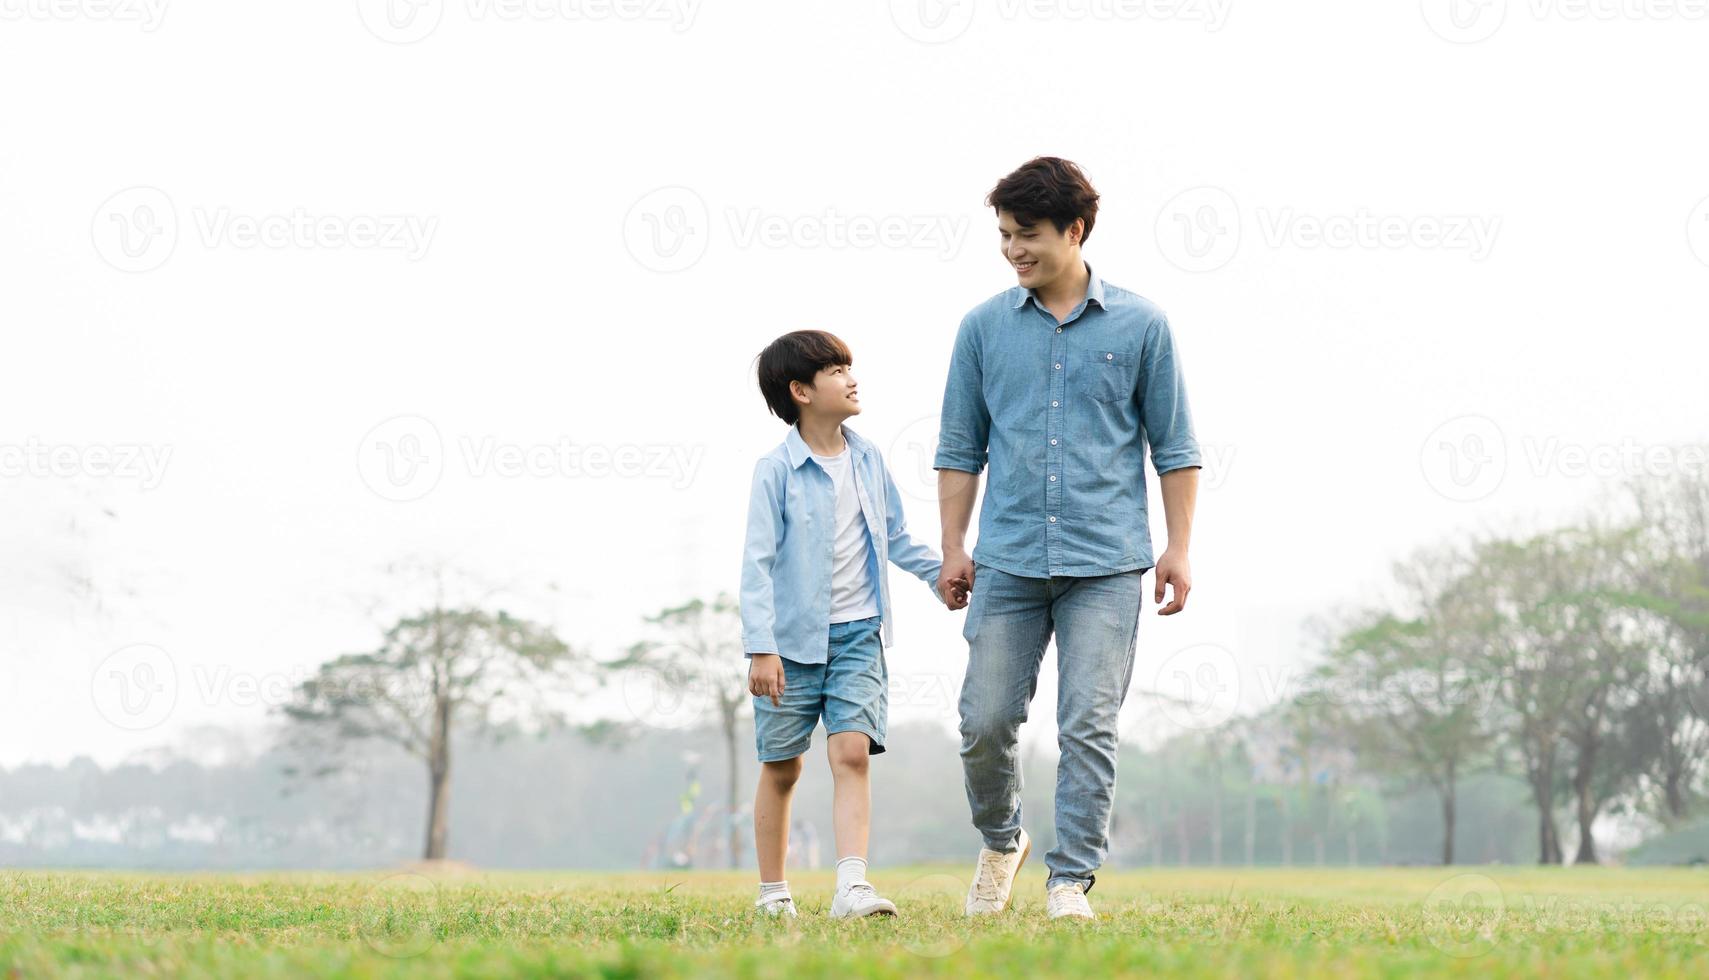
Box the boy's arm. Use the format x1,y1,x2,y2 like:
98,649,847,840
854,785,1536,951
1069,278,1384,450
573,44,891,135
740,459,785,656
878,454,948,604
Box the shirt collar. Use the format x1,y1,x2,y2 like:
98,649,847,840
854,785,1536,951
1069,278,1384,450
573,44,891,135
1012,261,1105,312
785,423,867,470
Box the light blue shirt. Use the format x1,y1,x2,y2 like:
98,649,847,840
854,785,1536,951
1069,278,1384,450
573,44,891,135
741,424,944,664
933,265,1202,578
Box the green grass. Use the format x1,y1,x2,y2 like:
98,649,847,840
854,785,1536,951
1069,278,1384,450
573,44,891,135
2,865,1705,978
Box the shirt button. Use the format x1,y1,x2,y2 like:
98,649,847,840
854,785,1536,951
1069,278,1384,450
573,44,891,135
1106,352,1114,360
1055,327,1062,333
1049,475,1057,482
1051,400,1059,407
1054,363,1061,370
1048,516,1057,523
1050,438,1057,445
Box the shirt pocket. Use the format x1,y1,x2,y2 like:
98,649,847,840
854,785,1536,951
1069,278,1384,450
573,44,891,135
1082,349,1138,403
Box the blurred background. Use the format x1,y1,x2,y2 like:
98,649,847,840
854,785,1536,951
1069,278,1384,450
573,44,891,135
3,1,1708,871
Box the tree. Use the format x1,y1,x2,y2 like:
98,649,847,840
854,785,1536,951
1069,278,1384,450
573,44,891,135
609,595,749,869
1316,545,1492,864
281,605,578,860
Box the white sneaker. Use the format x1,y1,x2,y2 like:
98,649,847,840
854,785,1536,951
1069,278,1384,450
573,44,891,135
1046,881,1094,921
754,895,798,918
964,827,1031,915
830,882,897,919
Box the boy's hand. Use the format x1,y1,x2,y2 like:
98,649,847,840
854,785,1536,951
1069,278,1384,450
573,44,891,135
748,654,786,707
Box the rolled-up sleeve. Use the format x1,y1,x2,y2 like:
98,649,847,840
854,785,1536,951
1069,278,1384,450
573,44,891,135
739,458,784,656
1139,313,1202,475
933,314,991,474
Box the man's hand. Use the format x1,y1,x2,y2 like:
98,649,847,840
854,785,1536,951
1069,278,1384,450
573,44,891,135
1153,547,1192,615
939,548,975,610
748,654,786,707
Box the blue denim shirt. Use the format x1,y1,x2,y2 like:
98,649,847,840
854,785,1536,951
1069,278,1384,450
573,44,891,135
741,424,944,664
933,265,1201,578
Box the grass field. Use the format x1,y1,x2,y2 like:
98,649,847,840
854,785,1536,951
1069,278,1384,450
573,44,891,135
2,865,1706,978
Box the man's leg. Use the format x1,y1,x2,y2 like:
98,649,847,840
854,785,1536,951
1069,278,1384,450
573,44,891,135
958,566,1053,851
1044,569,1144,891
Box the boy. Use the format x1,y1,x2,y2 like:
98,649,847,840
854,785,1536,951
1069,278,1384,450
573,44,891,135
740,329,968,919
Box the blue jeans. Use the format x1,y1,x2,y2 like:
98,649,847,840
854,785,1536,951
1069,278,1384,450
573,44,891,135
957,563,1144,892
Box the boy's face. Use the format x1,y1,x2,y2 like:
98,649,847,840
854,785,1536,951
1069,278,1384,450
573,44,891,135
997,208,1082,291
792,362,861,423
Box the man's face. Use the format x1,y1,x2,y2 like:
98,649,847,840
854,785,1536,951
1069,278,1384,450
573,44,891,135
794,362,861,422
997,209,1081,291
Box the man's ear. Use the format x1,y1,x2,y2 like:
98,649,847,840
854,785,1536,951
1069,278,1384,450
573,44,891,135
1068,217,1085,247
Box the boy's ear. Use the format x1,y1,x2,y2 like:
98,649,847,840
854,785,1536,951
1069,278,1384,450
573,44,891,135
789,378,811,406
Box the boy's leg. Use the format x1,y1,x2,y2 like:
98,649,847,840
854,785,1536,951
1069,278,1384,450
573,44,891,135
957,566,1053,851
821,617,896,917
754,756,803,883
826,731,871,860
1043,569,1144,895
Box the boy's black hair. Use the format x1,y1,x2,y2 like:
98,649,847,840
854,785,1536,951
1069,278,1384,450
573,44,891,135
755,330,854,426
985,156,1101,245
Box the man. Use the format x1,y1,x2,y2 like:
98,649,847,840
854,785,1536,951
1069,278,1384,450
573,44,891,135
934,157,1202,921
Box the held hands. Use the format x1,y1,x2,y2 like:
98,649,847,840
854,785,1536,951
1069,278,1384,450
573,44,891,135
748,654,786,707
938,548,975,611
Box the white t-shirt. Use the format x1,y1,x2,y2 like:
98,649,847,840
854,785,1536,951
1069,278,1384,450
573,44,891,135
809,445,881,624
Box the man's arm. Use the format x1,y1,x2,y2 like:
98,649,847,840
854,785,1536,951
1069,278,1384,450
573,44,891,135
1154,467,1198,615
1140,312,1203,616
933,314,989,609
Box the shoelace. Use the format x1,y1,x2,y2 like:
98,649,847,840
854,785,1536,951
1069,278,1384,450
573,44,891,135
843,882,878,900
972,850,1008,903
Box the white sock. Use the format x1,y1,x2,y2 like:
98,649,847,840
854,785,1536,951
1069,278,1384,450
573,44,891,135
758,880,790,902
836,856,868,891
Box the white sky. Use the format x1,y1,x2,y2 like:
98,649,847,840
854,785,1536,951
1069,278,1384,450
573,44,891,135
4,0,1708,767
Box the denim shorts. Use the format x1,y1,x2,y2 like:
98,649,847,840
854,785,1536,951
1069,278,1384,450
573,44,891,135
753,615,887,763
